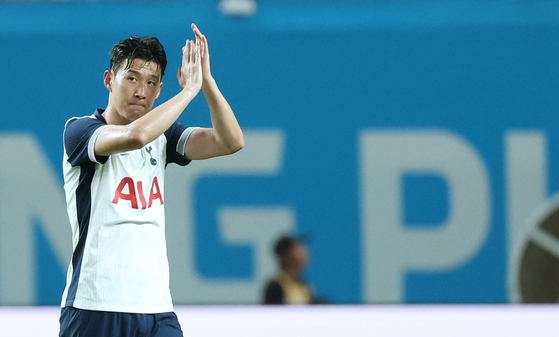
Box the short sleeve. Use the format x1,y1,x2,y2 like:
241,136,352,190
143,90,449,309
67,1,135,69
63,116,108,167
164,122,198,166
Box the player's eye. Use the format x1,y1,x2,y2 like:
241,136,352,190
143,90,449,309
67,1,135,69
148,81,155,86
128,77,137,82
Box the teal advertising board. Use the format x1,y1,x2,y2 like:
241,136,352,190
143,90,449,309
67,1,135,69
1,0,559,305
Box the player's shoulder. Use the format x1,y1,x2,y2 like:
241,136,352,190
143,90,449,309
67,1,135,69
64,110,106,133
164,122,187,138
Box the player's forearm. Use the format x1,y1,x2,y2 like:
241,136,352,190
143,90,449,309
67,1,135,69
129,87,199,146
202,78,244,153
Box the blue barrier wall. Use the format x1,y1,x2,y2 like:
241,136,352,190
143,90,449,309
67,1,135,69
1,0,559,305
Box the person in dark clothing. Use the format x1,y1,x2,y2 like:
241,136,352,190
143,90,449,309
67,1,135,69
263,234,318,305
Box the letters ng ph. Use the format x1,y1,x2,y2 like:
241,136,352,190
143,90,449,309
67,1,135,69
112,177,164,209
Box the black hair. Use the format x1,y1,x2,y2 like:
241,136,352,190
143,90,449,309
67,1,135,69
110,36,167,78
274,235,300,257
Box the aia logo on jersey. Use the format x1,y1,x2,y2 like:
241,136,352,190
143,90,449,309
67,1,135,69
112,177,163,209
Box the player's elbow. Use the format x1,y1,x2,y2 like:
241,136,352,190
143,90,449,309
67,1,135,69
226,133,244,154
127,129,151,149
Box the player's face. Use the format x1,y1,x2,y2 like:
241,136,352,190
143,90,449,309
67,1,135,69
109,59,163,123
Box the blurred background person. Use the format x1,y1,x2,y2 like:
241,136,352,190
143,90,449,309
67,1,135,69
263,234,325,305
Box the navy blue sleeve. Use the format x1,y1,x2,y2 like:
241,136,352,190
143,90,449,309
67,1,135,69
63,117,108,167
164,122,194,166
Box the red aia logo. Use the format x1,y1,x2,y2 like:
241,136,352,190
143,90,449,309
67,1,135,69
112,177,164,209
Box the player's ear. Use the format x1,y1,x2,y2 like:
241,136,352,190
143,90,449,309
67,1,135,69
103,70,113,92
155,81,163,99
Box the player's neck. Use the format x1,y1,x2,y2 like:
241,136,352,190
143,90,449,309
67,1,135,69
103,104,130,126
281,266,300,280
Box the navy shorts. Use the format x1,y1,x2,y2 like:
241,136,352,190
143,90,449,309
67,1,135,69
59,306,183,337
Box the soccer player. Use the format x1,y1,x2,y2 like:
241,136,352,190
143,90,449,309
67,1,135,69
59,24,243,337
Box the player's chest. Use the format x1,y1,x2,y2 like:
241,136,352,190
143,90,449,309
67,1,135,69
108,143,165,176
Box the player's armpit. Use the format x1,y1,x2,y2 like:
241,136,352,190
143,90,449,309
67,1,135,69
183,127,243,160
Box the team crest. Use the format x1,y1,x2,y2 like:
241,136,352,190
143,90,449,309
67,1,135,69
145,146,157,166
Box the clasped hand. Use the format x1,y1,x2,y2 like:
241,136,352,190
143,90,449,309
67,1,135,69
177,23,212,92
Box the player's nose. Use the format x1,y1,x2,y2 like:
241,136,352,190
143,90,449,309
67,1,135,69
135,83,147,99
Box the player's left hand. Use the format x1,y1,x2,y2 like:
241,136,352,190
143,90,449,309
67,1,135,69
191,23,212,84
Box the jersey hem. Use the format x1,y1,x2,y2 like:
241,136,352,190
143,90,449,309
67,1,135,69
62,302,175,315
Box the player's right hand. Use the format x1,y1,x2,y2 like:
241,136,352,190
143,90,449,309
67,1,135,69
177,39,203,92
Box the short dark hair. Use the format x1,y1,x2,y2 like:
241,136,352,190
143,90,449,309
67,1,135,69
274,234,304,257
110,36,167,78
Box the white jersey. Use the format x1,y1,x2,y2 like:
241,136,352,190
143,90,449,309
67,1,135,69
61,109,195,314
